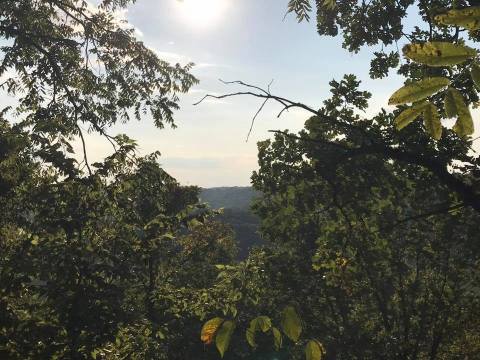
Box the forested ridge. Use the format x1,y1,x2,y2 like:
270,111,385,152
1,0,480,359
200,187,262,259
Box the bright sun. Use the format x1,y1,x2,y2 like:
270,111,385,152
177,0,229,29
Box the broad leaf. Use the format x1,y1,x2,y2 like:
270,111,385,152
435,7,480,30
322,0,336,10
216,320,236,358
453,111,474,137
272,327,283,351
444,88,458,118
255,316,272,332
388,77,450,105
423,103,442,140
471,63,480,89
281,306,302,342
403,42,476,67
245,316,272,347
246,326,256,348
447,88,475,137
305,340,325,360
394,101,428,130
201,317,224,345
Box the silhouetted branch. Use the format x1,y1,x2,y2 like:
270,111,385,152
195,79,480,213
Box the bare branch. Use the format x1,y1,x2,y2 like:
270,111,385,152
246,98,268,142
76,124,92,176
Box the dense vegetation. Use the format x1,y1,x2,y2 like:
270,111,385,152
1,0,480,359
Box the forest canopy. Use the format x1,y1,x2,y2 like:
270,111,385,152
1,0,480,359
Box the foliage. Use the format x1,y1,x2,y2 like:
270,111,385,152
246,76,480,359
0,0,197,176
286,0,480,139
2,0,480,359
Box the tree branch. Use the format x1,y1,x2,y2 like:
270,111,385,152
196,80,480,213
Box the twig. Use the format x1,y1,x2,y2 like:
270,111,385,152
246,98,268,142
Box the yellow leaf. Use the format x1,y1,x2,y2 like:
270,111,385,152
435,7,480,30
394,101,428,130
403,42,476,67
281,306,302,342
305,340,326,360
447,88,475,137
388,77,450,105
201,317,224,345
423,103,442,140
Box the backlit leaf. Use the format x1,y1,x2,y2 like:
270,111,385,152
388,77,450,105
423,102,442,140
281,306,302,342
471,63,480,89
447,88,475,137
272,327,283,351
215,320,236,358
246,326,256,348
322,0,336,10
201,317,224,345
444,88,458,118
305,340,326,360
245,316,272,347
403,42,476,67
394,101,428,130
435,7,480,30
256,316,272,332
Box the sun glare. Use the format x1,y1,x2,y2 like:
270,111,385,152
177,0,229,29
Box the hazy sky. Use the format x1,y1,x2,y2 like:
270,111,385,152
4,0,412,187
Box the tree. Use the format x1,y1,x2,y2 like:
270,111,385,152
0,0,197,176
246,79,480,359
0,1,238,359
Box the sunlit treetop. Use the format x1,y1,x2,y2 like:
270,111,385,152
0,0,197,174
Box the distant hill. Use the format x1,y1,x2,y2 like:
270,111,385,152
199,187,260,210
200,187,262,258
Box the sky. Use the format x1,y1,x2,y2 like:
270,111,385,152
3,0,412,187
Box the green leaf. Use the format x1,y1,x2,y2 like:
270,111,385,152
388,77,450,105
246,326,256,348
245,316,272,347
201,317,224,345
444,89,458,118
447,88,475,137
305,340,325,360
435,7,480,30
403,42,476,67
215,320,236,358
272,327,283,351
322,0,336,10
453,111,475,137
281,306,302,342
256,316,272,332
423,103,442,140
394,101,428,130
471,63,480,89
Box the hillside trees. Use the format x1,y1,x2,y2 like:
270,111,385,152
196,0,480,358
250,79,480,358
0,120,241,358
0,1,241,359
